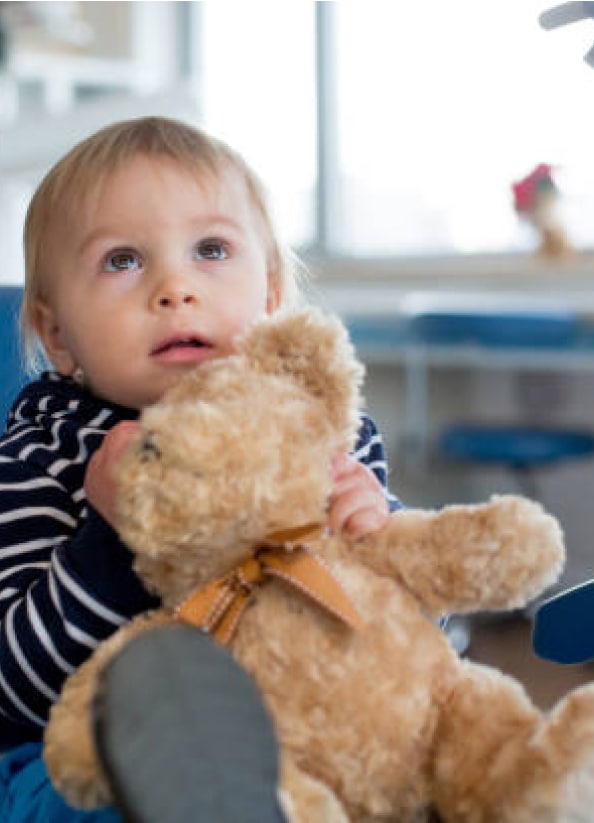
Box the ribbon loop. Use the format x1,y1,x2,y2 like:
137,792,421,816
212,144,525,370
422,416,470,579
177,525,364,644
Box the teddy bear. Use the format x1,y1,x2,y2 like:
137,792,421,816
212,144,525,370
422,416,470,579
43,306,594,822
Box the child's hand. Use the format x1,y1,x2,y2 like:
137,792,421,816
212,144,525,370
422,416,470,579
84,421,140,529
328,454,389,540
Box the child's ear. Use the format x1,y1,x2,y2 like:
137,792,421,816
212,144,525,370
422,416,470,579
266,281,281,314
33,301,76,376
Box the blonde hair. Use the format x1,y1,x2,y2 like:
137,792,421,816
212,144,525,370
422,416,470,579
22,115,301,371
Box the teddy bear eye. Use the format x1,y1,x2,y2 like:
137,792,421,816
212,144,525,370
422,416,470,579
139,432,161,462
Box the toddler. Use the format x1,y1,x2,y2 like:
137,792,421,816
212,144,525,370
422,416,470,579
0,116,400,822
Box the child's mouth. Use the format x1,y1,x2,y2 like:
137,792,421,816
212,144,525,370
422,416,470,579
151,336,213,363
153,338,205,354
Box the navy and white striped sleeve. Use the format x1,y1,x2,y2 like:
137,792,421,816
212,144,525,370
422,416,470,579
0,457,157,746
351,414,402,511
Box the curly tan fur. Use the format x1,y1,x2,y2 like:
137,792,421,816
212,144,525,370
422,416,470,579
43,308,594,822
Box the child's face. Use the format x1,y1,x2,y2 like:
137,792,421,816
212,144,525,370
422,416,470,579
35,154,276,409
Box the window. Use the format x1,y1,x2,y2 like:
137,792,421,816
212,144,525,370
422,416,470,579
198,1,594,258
198,2,316,250
3,1,594,278
330,1,594,256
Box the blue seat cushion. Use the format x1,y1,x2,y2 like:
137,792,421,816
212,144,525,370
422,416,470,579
0,287,26,427
410,310,578,347
439,425,594,467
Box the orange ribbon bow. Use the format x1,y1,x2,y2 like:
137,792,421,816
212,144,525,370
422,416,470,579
177,524,364,645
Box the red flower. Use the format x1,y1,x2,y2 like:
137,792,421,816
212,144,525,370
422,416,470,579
512,164,557,213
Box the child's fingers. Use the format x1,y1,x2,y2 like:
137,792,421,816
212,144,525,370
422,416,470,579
342,508,388,540
331,455,376,495
327,486,388,538
85,421,141,526
328,453,390,538
101,421,141,458
331,453,356,478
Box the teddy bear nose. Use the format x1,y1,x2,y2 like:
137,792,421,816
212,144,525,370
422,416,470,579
139,432,161,462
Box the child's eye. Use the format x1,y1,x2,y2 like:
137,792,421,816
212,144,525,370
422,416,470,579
194,239,229,261
103,250,142,272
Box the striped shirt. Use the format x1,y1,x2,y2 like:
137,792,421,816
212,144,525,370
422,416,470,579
0,372,400,746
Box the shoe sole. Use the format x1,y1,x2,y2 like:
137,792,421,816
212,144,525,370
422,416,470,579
94,623,284,823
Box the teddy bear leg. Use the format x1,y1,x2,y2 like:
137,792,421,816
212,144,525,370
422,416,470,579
279,753,349,823
95,623,285,823
432,660,594,822
43,612,170,810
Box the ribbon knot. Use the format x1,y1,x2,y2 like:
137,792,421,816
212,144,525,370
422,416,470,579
177,524,364,645
235,556,265,589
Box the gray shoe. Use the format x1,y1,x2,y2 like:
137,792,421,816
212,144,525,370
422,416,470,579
94,624,285,823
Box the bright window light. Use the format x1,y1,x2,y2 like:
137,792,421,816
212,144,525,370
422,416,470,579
200,3,316,250
330,1,594,256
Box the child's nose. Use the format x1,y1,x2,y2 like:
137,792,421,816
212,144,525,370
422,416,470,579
151,277,200,310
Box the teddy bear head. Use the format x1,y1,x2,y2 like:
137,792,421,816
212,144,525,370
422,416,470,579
116,308,365,604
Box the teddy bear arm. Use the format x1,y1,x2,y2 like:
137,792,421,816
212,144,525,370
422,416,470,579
351,495,565,617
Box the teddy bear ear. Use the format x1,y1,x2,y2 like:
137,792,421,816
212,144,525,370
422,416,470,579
238,307,365,441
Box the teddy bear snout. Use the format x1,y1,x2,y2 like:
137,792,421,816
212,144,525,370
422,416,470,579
138,432,161,462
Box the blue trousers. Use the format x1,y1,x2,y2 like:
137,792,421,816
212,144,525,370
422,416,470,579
0,744,122,823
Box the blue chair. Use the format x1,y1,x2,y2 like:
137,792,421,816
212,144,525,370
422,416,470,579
409,308,594,498
533,578,594,664
408,306,594,655
0,287,27,427
439,425,594,499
